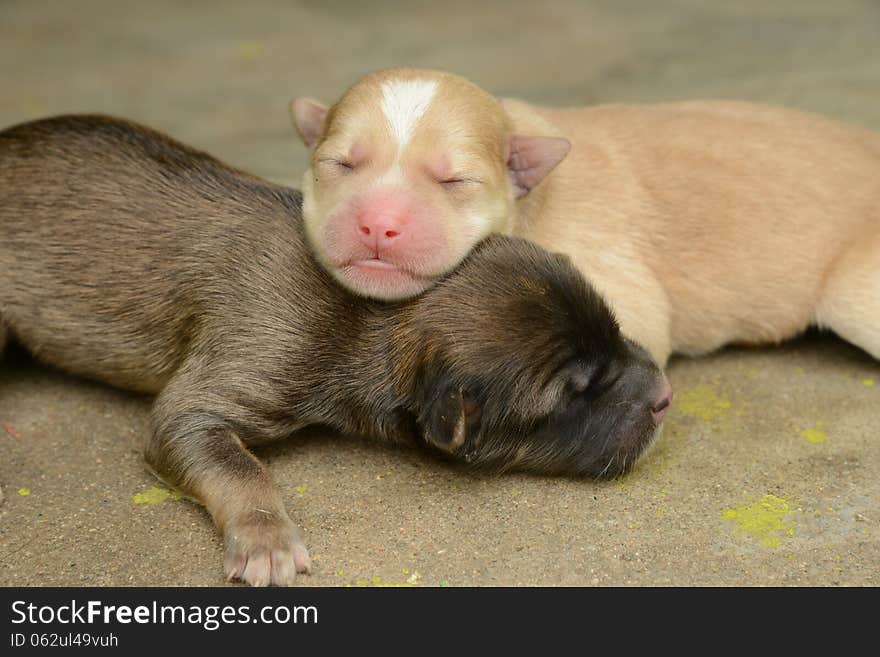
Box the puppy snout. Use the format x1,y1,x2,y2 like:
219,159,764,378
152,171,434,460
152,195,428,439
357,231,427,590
356,209,405,251
650,377,673,424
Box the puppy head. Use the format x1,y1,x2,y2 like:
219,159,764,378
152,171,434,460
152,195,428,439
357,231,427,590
291,68,570,301
394,235,671,478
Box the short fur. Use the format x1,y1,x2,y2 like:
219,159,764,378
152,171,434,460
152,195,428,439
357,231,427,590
293,68,528,300
294,68,880,366
504,98,880,364
0,115,667,586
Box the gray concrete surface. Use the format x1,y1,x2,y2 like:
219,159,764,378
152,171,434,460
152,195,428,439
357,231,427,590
0,0,878,587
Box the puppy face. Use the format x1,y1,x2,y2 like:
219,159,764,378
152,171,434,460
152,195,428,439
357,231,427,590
291,68,570,300
396,236,671,478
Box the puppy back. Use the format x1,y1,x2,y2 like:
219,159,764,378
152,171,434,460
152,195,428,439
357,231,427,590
0,115,312,392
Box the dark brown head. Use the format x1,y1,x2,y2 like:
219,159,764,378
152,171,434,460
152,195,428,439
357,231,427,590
393,235,671,478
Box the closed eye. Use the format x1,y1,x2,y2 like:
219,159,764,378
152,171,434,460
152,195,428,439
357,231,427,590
566,368,593,395
319,158,355,171
548,359,598,398
439,177,481,188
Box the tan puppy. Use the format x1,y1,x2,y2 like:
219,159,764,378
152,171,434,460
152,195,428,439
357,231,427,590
290,69,570,300
291,68,880,366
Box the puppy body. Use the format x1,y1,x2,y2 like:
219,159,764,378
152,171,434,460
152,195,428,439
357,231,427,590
504,98,880,363
0,115,667,586
294,69,880,365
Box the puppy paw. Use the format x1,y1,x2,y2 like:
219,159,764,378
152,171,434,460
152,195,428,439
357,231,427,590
223,511,311,587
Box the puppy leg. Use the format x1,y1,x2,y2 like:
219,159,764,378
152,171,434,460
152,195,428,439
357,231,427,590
146,373,311,587
612,301,673,368
814,233,880,360
567,255,673,367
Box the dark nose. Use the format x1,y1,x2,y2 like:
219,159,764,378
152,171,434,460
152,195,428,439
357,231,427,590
650,377,673,424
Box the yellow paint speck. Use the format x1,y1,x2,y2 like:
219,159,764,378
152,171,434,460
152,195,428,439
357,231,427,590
674,385,731,423
336,569,344,576
348,572,422,587
237,42,264,61
133,486,182,505
17,488,31,496
721,494,797,548
510,489,520,496
294,485,307,495
800,421,828,444
862,378,875,387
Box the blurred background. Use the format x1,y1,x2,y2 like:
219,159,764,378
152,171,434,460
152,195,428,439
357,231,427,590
1,1,878,586
2,0,878,184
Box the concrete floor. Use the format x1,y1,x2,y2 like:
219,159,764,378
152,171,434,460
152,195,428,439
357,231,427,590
0,0,878,586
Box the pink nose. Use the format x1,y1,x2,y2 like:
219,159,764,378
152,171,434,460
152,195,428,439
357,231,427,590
650,377,673,424
357,215,404,251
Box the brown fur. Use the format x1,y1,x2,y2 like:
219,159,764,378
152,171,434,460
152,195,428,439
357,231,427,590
0,115,666,585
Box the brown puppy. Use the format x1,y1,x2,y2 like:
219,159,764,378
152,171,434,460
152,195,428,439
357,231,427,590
0,115,669,586
292,68,880,365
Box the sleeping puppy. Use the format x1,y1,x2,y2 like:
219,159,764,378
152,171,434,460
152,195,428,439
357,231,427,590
291,68,880,366
0,115,670,586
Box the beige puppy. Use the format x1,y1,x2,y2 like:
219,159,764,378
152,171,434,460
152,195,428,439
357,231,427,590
291,68,880,366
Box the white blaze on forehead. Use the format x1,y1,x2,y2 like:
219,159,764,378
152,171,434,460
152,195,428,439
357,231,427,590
380,78,438,148
377,163,406,188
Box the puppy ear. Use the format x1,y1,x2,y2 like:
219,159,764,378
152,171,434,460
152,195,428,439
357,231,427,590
507,135,571,198
420,384,481,455
289,97,329,149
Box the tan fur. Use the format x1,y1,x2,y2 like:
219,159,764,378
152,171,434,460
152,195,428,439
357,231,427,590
297,68,880,366
504,99,880,364
295,68,521,299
